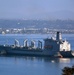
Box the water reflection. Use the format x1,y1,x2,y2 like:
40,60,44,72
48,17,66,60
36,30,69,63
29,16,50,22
4,55,71,64
59,58,70,63
1,56,73,62
18,56,71,63
0,56,74,75
13,56,57,63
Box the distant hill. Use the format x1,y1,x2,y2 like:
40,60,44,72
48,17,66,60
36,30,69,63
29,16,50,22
0,19,74,29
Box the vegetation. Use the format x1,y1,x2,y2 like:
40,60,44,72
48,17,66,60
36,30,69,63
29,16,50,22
62,66,74,75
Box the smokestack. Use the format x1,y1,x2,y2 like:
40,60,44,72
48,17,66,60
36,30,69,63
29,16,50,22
56,32,62,41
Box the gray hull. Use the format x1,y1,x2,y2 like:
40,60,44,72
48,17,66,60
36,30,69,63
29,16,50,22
60,51,74,58
0,45,74,58
0,46,55,57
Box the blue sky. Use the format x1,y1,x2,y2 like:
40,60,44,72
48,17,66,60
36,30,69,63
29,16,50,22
0,0,74,20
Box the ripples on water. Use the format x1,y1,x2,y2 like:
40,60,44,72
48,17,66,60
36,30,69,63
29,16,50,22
0,34,74,75
0,56,74,75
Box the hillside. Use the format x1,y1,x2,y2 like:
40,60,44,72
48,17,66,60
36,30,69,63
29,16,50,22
0,19,74,29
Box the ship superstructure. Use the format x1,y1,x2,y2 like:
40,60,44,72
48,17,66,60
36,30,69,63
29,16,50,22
44,32,71,51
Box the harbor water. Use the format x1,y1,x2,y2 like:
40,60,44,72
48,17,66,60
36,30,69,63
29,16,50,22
0,34,74,75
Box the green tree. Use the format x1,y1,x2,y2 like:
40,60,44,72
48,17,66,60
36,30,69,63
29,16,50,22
62,66,74,75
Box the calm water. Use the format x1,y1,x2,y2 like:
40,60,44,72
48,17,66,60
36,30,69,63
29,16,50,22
0,34,74,75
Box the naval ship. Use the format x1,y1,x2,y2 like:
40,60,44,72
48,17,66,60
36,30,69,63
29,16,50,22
0,32,74,58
